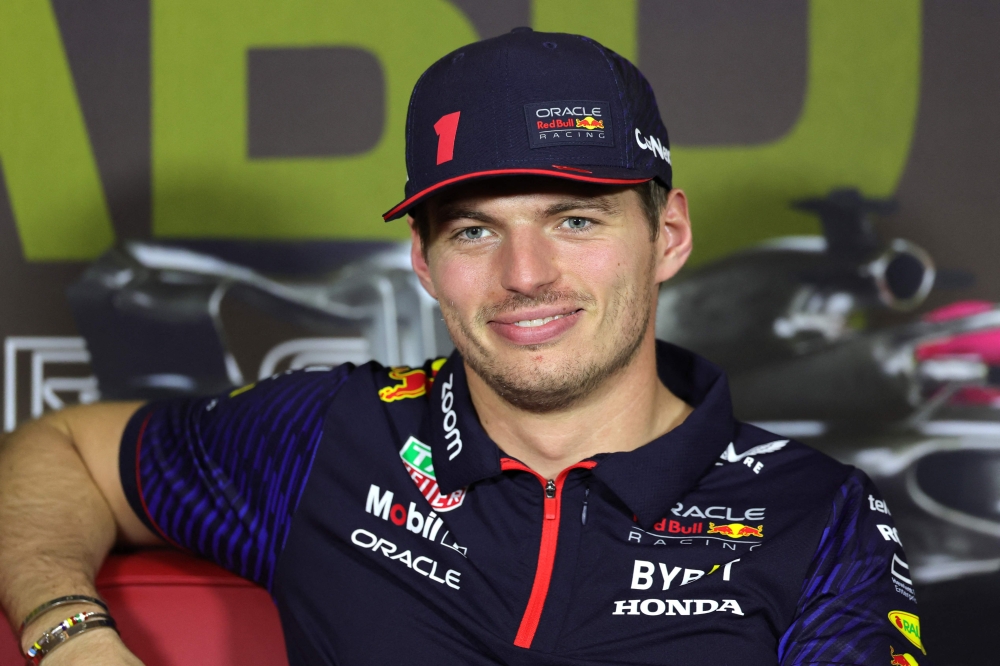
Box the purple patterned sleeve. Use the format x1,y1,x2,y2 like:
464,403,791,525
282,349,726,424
778,470,928,665
119,365,352,591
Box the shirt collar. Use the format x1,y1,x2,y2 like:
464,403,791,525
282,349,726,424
589,341,738,529
429,341,738,528
429,354,502,495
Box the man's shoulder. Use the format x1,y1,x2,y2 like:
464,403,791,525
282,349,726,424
323,357,449,440
711,421,855,512
312,356,447,405
365,357,449,405
727,421,850,478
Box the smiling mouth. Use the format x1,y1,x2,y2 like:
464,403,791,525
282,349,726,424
513,313,569,327
506,309,584,328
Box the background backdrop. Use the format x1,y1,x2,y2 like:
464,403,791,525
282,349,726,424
2,1,999,661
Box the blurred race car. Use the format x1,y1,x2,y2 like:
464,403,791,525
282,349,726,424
68,241,450,401
652,190,1000,606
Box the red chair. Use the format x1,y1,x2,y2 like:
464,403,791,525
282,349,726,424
1,550,288,665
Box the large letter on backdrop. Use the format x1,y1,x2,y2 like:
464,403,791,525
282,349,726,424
0,0,115,260
670,0,921,263
152,0,477,241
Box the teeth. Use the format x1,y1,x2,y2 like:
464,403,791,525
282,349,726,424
513,314,566,328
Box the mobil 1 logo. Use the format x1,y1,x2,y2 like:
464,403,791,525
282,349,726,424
524,100,614,148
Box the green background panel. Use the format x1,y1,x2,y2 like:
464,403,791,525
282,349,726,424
0,0,115,260
151,0,477,242
0,0,920,262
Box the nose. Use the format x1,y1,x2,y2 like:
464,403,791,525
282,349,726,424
497,226,560,296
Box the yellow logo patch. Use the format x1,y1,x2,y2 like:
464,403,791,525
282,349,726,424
378,358,446,403
705,522,763,538
890,646,919,666
888,611,924,655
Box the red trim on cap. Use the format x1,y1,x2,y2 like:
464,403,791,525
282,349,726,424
550,164,593,174
382,168,650,220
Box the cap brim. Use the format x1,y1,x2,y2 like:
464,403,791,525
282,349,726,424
382,167,655,221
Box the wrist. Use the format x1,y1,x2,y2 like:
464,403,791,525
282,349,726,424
28,626,126,666
19,602,110,654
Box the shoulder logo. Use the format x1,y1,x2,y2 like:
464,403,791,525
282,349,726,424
379,358,446,402
400,436,465,512
888,611,925,655
717,439,788,475
890,553,916,602
719,440,789,463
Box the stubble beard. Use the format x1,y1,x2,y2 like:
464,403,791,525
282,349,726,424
442,270,655,414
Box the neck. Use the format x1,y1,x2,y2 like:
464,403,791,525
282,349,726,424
464,334,693,480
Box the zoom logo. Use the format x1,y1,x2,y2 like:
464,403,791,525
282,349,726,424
440,374,462,460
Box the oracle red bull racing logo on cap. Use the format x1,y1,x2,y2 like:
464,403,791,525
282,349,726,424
524,100,614,148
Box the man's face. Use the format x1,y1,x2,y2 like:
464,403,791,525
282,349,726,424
411,178,688,413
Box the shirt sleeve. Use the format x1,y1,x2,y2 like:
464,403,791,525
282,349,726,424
778,468,929,665
119,365,352,591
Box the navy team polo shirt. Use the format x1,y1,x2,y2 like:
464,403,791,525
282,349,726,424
120,341,927,665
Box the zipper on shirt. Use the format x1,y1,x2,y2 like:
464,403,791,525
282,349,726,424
500,457,597,649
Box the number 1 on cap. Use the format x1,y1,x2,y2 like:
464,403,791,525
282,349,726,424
434,111,461,165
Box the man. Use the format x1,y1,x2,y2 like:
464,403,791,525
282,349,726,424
0,29,925,665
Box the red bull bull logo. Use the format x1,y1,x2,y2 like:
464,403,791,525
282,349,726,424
575,116,604,130
378,358,445,402
706,522,764,539
890,646,920,666
888,611,925,655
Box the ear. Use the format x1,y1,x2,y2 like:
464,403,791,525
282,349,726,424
653,188,693,284
409,216,438,299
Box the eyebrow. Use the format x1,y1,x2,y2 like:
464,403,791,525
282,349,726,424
543,197,622,217
435,206,498,226
434,195,622,227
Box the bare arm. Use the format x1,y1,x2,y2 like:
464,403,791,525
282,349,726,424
0,402,157,663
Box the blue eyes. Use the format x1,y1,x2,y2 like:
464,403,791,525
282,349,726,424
455,218,592,242
460,227,490,240
562,217,590,230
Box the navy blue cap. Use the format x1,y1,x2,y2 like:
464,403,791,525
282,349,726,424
382,28,672,221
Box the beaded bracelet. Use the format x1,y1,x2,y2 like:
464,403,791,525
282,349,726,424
19,595,108,633
24,613,118,666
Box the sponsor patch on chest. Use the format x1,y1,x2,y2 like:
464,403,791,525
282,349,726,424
400,436,465,511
